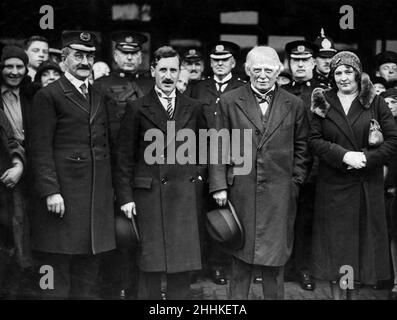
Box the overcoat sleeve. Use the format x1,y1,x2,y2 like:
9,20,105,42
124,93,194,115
292,99,310,185
208,96,228,193
29,89,60,198
114,100,140,206
308,113,350,169
363,98,397,170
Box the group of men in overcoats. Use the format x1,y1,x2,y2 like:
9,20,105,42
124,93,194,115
0,24,356,300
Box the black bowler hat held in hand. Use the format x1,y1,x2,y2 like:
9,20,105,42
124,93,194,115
206,200,244,250
115,213,140,249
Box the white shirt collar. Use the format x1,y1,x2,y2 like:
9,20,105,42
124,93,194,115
214,73,232,84
64,71,89,92
154,86,176,99
251,84,276,97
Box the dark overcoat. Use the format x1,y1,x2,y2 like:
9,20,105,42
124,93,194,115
209,84,309,266
309,78,397,284
29,76,116,255
189,75,246,127
115,89,206,273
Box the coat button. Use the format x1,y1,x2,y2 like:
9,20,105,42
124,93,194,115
190,176,195,183
161,178,167,184
255,130,260,135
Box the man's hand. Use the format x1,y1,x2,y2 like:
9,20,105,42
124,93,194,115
46,194,65,218
343,151,366,169
0,160,23,189
213,190,227,207
121,202,137,219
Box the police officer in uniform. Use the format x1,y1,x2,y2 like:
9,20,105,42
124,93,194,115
283,40,327,291
182,48,205,96
313,28,337,88
95,31,148,300
189,41,245,285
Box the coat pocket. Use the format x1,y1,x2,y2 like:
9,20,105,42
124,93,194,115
133,177,153,189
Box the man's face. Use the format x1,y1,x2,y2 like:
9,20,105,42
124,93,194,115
210,57,235,78
385,97,397,117
373,83,386,95
182,60,204,81
114,49,142,72
315,56,332,75
151,56,180,94
63,48,94,80
1,58,26,88
41,69,61,87
246,52,280,93
377,63,397,82
289,57,315,81
26,41,49,69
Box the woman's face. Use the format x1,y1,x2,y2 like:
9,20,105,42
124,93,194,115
334,65,359,95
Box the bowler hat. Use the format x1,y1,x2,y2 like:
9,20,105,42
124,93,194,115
115,214,140,249
206,200,244,250
376,51,397,68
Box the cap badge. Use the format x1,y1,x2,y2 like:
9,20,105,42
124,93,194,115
80,32,91,42
297,45,305,52
215,45,224,52
125,36,133,43
321,38,332,49
189,49,196,55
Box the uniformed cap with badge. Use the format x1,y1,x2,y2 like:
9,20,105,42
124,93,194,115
314,28,337,58
182,48,203,62
111,31,148,53
285,40,319,59
210,41,240,59
62,30,96,52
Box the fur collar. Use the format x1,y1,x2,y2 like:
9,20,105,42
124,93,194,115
311,72,376,118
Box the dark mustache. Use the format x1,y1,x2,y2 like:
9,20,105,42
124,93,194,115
162,79,174,84
77,65,91,70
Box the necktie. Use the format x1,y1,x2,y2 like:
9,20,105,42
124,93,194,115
253,90,274,105
215,79,230,93
165,97,174,118
80,83,89,100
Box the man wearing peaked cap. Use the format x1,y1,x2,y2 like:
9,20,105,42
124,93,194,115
29,30,116,299
182,48,205,83
283,39,327,292
313,28,337,87
376,51,397,84
188,40,246,286
94,30,148,299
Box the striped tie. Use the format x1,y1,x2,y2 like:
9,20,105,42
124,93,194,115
80,83,89,100
166,97,174,118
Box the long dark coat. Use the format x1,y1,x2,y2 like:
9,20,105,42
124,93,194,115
29,76,116,255
115,89,206,273
309,77,397,284
0,109,30,267
209,84,310,266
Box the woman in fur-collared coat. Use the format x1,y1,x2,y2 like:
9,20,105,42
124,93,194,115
309,51,397,299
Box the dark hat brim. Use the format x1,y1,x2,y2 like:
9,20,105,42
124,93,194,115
115,214,140,249
206,200,244,250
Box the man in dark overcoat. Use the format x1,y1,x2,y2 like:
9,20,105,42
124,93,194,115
29,31,116,299
115,46,206,300
209,46,309,299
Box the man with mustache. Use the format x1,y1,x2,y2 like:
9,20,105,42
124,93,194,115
282,40,327,292
182,49,205,96
188,41,246,285
24,35,49,82
29,31,116,299
313,28,337,88
115,46,206,299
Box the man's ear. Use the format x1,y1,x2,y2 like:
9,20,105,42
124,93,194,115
244,63,250,77
150,66,155,78
231,57,236,69
376,70,380,77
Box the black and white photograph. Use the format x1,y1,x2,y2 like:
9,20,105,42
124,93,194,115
1,0,397,308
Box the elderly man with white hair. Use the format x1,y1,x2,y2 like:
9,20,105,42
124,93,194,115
209,46,310,299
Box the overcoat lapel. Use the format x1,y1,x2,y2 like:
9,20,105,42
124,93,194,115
257,88,293,150
58,76,90,117
325,92,360,150
89,84,102,123
141,89,169,134
235,84,265,133
173,92,194,132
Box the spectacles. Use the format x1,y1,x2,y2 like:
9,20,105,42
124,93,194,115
73,52,95,62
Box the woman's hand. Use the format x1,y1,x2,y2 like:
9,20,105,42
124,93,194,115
343,151,367,169
0,159,23,188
